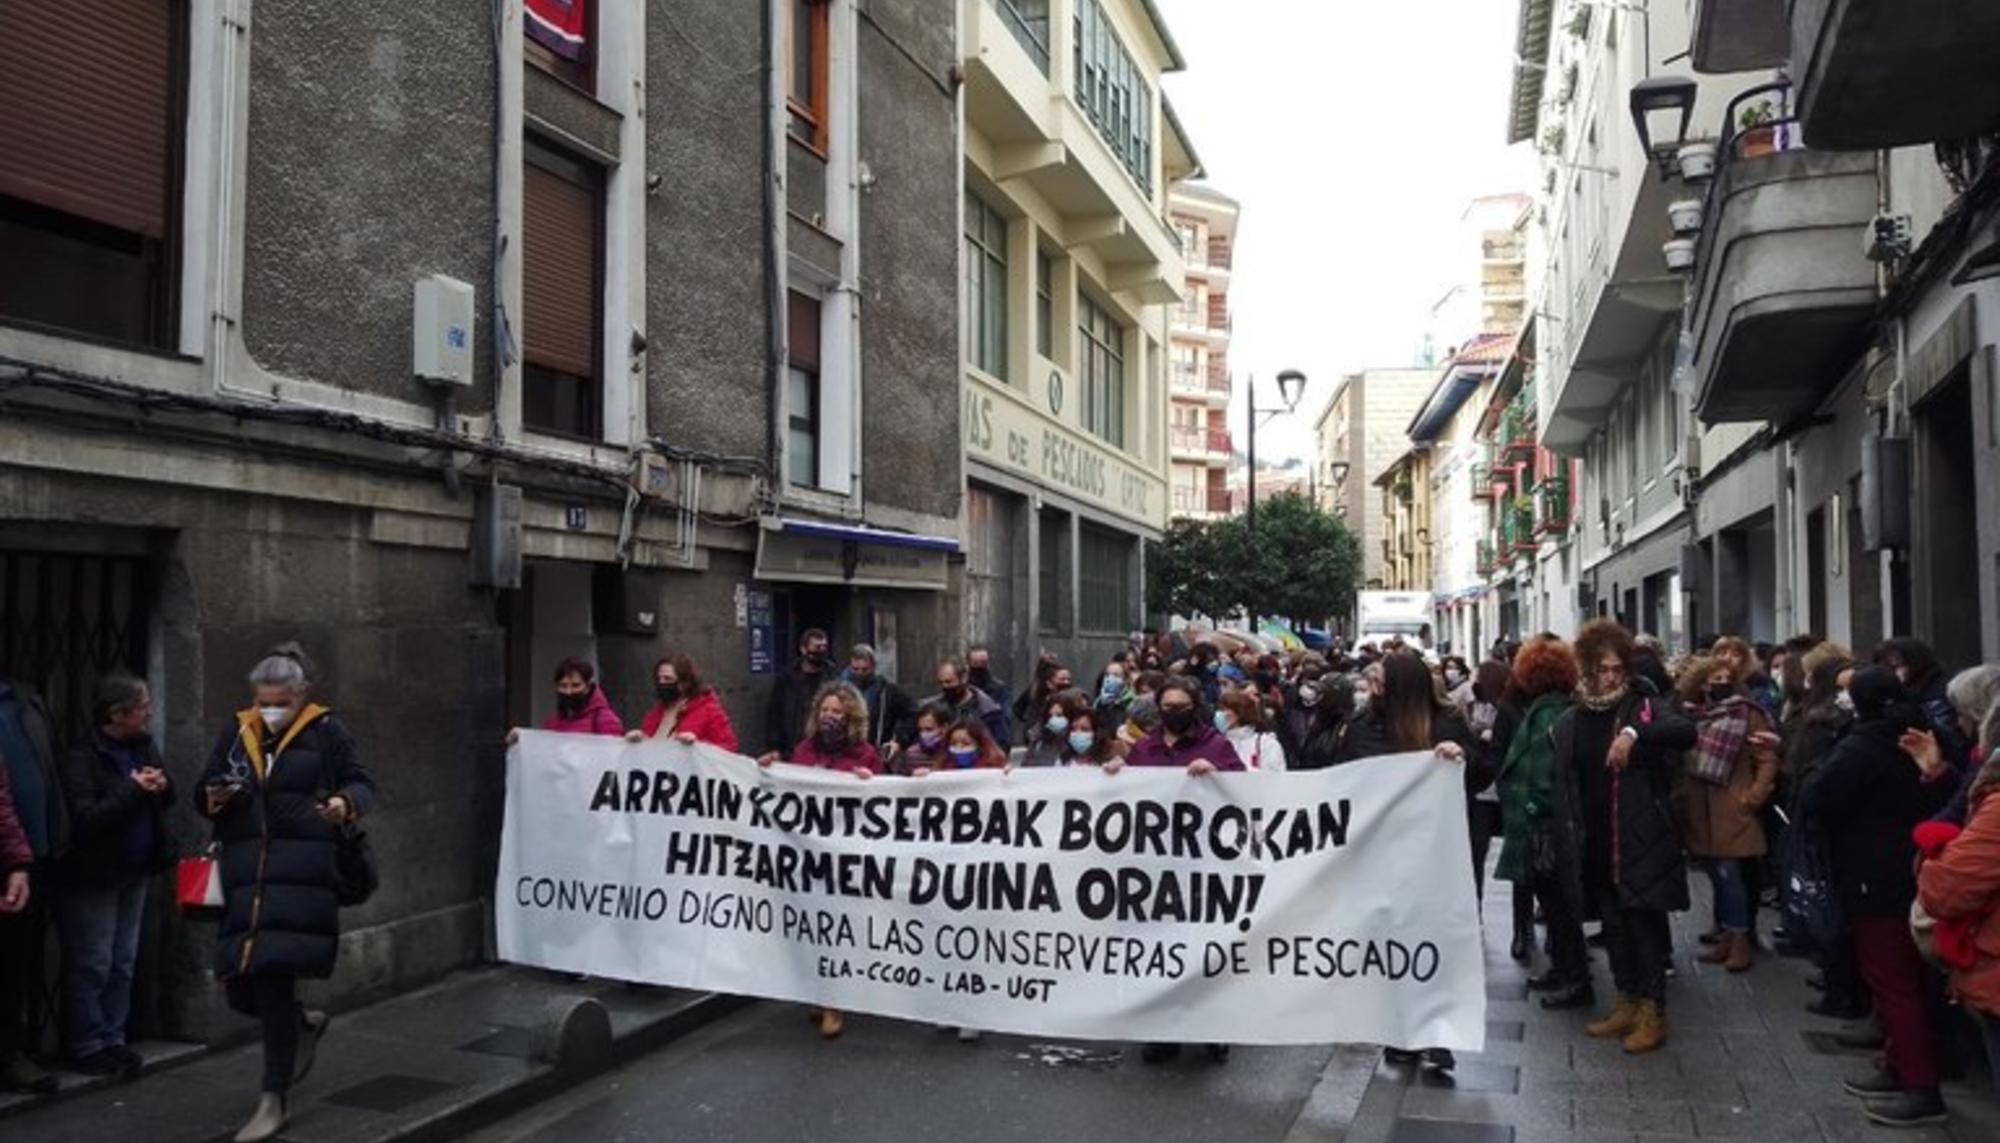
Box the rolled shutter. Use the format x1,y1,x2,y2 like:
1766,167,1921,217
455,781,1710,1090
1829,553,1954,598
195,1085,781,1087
0,0,175,238
521,156,599,378
787,291,820,370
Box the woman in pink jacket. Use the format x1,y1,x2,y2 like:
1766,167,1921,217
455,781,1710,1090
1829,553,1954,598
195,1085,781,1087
509,658,625,745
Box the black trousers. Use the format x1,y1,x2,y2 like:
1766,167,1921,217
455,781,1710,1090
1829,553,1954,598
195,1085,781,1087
226,974,301,1095
1598,888,1670,1004
0,865,51,1060
1536,872,1589,985
1468,801,1503,903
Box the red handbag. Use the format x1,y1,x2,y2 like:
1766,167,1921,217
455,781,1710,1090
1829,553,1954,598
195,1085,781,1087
175,847,223,913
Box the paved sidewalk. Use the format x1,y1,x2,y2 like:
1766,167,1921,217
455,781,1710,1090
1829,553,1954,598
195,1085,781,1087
0,966,738,1143
1344,874,2000,1143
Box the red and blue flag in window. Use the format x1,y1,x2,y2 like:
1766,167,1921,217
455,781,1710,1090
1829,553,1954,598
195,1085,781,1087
526,0,588,61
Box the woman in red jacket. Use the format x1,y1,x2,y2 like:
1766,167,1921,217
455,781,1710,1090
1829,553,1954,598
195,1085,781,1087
1913,703,2000,1093
626,654,738,752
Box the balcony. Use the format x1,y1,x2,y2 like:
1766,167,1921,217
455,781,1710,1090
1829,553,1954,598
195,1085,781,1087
1169,425,1231,466
1535,474,1571,536
1481,236,1524,263
962,1,1184,305
1685,82,1880,424
1501,499,1537,553
1498,396,1537,461
1691,0,1785,76
1170,485,1231,517
1468,462,1501,502
1791,0,2000,148
1170,367,1230,407
1476,540,1498,577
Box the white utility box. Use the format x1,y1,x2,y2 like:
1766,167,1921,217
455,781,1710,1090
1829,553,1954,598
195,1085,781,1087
413,274,475,386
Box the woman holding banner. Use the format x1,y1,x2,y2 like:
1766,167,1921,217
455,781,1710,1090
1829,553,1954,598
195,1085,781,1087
756,682,879,1039
1121,677,1242,1065
1343,650,1479,1072
627,654,738,751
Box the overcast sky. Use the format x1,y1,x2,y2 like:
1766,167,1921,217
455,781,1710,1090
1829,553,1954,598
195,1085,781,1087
1154,0,1533,462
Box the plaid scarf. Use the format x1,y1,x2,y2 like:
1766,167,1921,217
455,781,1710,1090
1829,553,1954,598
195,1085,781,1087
1688,696,1751,786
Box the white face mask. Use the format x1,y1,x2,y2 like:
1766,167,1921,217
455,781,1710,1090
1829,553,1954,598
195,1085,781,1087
1352,690,1372,716
1834,691,1855,715
259,705,293,732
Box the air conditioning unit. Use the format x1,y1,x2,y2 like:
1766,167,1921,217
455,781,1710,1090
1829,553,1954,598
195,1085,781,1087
413,274,475,387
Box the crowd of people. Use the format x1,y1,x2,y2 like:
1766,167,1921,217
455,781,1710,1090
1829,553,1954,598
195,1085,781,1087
4,621,1998,1138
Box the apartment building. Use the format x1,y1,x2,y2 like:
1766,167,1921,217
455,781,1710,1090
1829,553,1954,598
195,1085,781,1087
1503,0,2000,664
0,0,960,1034
1166,183,1239,521
958,0,1201,681
1313,368,1435,590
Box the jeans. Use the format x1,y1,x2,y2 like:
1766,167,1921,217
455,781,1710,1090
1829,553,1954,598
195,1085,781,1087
226,975,301,1095
1850,916,1939,1090
0,865,51,1060
1707,858,1754,934
1598,889,1669,1004
58,877,148,1059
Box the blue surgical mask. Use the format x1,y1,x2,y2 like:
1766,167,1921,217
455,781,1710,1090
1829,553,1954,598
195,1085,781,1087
1100,676,1125,699
948,746,979,769
1044,714,1069,735
1067,730,1095,755
1213,710,1232,733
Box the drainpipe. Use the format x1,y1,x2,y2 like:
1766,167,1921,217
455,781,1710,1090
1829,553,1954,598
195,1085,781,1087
762,0,787,493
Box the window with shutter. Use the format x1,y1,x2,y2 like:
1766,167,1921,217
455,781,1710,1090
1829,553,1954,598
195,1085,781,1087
524,0,593,94
0,0,187,347
787,0,829,153
521,141,604,439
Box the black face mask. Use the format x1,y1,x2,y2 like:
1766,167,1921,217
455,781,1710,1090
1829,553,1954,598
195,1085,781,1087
556,689,590,718
968,667,991,682
804,651,828,670
942,686,968,706
1160,707,1197,735
1707,684,1735,704
656,682,679,703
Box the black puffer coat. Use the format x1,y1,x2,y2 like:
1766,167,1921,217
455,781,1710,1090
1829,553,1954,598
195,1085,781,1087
1548,685,1696,916
1806,716,1953,919
197,706,373,979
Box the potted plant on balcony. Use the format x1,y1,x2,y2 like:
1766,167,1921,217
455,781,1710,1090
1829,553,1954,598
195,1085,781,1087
1667,198,1704,235
1736,101,1778,158
1677,139,1718,181
1662,237,1697,273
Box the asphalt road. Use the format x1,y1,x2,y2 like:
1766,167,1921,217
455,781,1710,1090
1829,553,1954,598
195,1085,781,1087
461,1002,1370,1143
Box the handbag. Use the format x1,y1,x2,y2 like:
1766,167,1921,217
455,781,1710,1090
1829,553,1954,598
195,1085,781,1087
175,845,224,914
1781,825,1843,955
318,751,378,908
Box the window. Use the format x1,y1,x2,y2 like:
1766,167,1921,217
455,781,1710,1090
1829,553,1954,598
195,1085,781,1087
1072,0,1153,193
1035,248,1054,359
0,1,187,348
1078,524,1135,632
995,0,1051,73
786,291,823,488
524,0,593,93
521,140,605,438
1038,509,1070,634
1078,292,1125,448
787,0,830,152
1174,344,1200,390
1175,220,1199,258
964,191,1008,378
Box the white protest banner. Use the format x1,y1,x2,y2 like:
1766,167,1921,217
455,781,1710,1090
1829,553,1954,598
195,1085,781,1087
496,733,1486,1050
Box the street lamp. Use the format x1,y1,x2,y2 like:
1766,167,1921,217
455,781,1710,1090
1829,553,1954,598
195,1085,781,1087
1629,75,1698,177
1245,368,1307,630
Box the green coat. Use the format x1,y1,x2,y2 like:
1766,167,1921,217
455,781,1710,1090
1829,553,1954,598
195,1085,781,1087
1495,693,1568,883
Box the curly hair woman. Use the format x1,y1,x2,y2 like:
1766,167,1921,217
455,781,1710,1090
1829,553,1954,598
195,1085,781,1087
1495,636,1587,1001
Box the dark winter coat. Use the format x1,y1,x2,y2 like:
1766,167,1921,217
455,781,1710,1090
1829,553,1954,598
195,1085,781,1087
764,662,832,756
59,732,176,886
198,705,374,980
1548,687,1697,916
0,759,31,873
842,673,914,750
0,682,69,862
1807,716,1955,919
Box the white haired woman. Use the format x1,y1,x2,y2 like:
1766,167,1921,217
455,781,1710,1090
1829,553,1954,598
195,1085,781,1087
197,645,373,1142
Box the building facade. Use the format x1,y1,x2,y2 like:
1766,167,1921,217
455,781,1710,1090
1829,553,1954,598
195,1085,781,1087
1166,183,1238,521
0,0,960,1038
958,0,1200,687
1313,368,1434,590
1498,0,2000,665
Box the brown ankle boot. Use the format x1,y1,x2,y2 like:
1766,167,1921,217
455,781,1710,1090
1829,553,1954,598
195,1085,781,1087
1586,997,1639,1038
1724,932,1755,973
1622,1001,1666,1054
1697,937,1730,964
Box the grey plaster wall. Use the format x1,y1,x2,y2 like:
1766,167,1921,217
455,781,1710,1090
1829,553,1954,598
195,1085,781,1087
855,0,961,524
645,0,770,460
241,1,498,411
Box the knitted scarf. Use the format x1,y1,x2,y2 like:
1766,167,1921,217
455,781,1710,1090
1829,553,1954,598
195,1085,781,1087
1573,683,1628,713
1688,695,1751,786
